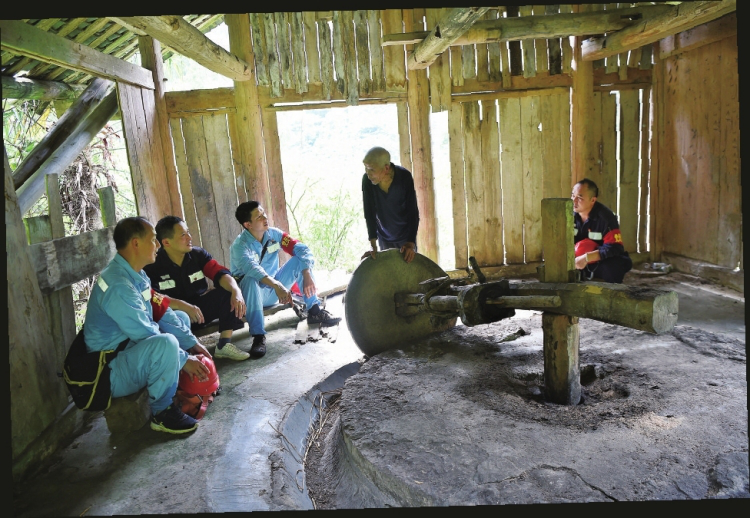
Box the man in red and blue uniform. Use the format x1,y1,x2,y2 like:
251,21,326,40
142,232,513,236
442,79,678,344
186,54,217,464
571,178,633,283
144,216,250,362
230,201,341,358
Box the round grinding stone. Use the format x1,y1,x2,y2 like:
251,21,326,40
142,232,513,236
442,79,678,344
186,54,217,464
344,249,457,357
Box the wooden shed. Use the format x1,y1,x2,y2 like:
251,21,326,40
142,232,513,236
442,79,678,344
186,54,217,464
4,2,741,484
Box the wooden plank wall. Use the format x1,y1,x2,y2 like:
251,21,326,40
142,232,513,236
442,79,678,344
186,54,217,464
657,33,740,269
162,8,658,271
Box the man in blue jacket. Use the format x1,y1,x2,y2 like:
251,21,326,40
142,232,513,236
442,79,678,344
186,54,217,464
361,146,420,263
230,201,341,358
572,178,633,283
84,217,211,434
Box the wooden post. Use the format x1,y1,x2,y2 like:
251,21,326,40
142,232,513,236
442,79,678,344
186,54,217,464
571,4,597,183
541,198,581,405
138,36,183,219
226,14,272,218
405,10,438,263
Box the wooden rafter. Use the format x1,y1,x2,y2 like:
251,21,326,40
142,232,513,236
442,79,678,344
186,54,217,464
110,16,252,81
407,7,490,70
582,0,736,61
0,19,154,89
385,5,674,48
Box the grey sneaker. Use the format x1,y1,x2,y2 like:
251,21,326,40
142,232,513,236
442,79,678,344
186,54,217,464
214,342,250,361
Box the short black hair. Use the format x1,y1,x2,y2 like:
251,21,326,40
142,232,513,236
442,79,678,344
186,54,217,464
155,215,184,244
576,178,599,198
235,201,260,226
113,217,151,250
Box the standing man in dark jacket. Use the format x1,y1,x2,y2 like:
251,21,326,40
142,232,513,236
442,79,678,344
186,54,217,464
144,216,250,361
571,178,633,283
361,146,420,263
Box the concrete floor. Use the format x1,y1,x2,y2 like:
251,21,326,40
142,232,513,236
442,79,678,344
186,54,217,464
10,269,748,514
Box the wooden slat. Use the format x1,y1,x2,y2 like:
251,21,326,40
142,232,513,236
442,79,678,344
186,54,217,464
396,102,412,172
480,99,503,265
520,95,543,262
303,12,321,85
25,17,88,77
448,104,468,269
181,116,223,264
638,87,650,253
28,227,116,293
275,13,293,90
506,6,523,76
381,9,406,92
332,11,347,96
499,96,524,264
318,18,334,100
367,10,385,93
461,41,476,80
354,10,372,97
426,8,448,113
498,7,511,88
540,93,562,199
0,20,154,89
290,12,308,94
226,112,247,205
165,88,235,114
604,4,619,74
600,91,618,208
201,113,237,267
260,108,290,234
249,13,269,87
450,45,463,87
546,4,562,75
463,101,485,264
559,89,572,196
97,185,117,229
533,6,549,74
618,88,640,254
262,13,283,98
717,36,741,269
342,10,359,105
640,43,653,71
560,4,573,74
519,6,536,78
475,10,490,83
169,118,201,246
660,12,736,60
487,9,502,82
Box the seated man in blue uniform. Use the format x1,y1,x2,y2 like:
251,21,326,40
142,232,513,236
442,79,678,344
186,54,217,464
572,178,633,283
84,216,212,434
361,146,420,263
144,216,250,362
230,201,341,358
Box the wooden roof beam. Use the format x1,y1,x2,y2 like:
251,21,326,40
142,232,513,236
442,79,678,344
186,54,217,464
407,7,490,70
0,20,154,89
111,16,253,81
385,5,673,47
581,0,736,61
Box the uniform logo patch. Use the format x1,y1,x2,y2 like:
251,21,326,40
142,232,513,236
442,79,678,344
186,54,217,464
141,288,151,301
97,276,108,292
266,242,281,254
159,280,176,290
588,231,603,240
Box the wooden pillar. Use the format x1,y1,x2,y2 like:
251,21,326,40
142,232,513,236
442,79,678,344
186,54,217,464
541,198,581,405
405,10,438,263
138,36,183,219
571,4,597,184
649,42,664,262
225,14,272,217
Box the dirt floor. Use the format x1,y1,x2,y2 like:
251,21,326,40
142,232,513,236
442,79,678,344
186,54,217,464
302,270,748,508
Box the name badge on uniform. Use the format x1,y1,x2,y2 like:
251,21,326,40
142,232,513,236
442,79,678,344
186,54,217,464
588,231,603,240
159,280,176,290
573,228,578,236
97,276,109,292
266,242,281,254
141,288,151,301
189,271,205,283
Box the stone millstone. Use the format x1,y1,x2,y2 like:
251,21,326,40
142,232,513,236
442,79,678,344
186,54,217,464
344,249,457,357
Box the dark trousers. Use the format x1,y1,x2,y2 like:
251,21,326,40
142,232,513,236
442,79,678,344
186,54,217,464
188,287,245,333
583,254,633,284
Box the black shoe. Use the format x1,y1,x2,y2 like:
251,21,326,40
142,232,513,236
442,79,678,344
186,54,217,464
307,308,342,327
250,334,266,358
150,404,198,434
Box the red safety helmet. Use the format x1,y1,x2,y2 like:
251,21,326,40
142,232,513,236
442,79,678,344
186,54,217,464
575,238,598,257
178,354,220,397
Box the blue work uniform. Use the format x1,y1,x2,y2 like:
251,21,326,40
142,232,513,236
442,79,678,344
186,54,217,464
230,227,318,335
84,253,198,413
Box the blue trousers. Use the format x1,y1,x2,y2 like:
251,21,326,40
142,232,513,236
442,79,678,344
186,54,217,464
108,310,191,413
239,256,319,335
